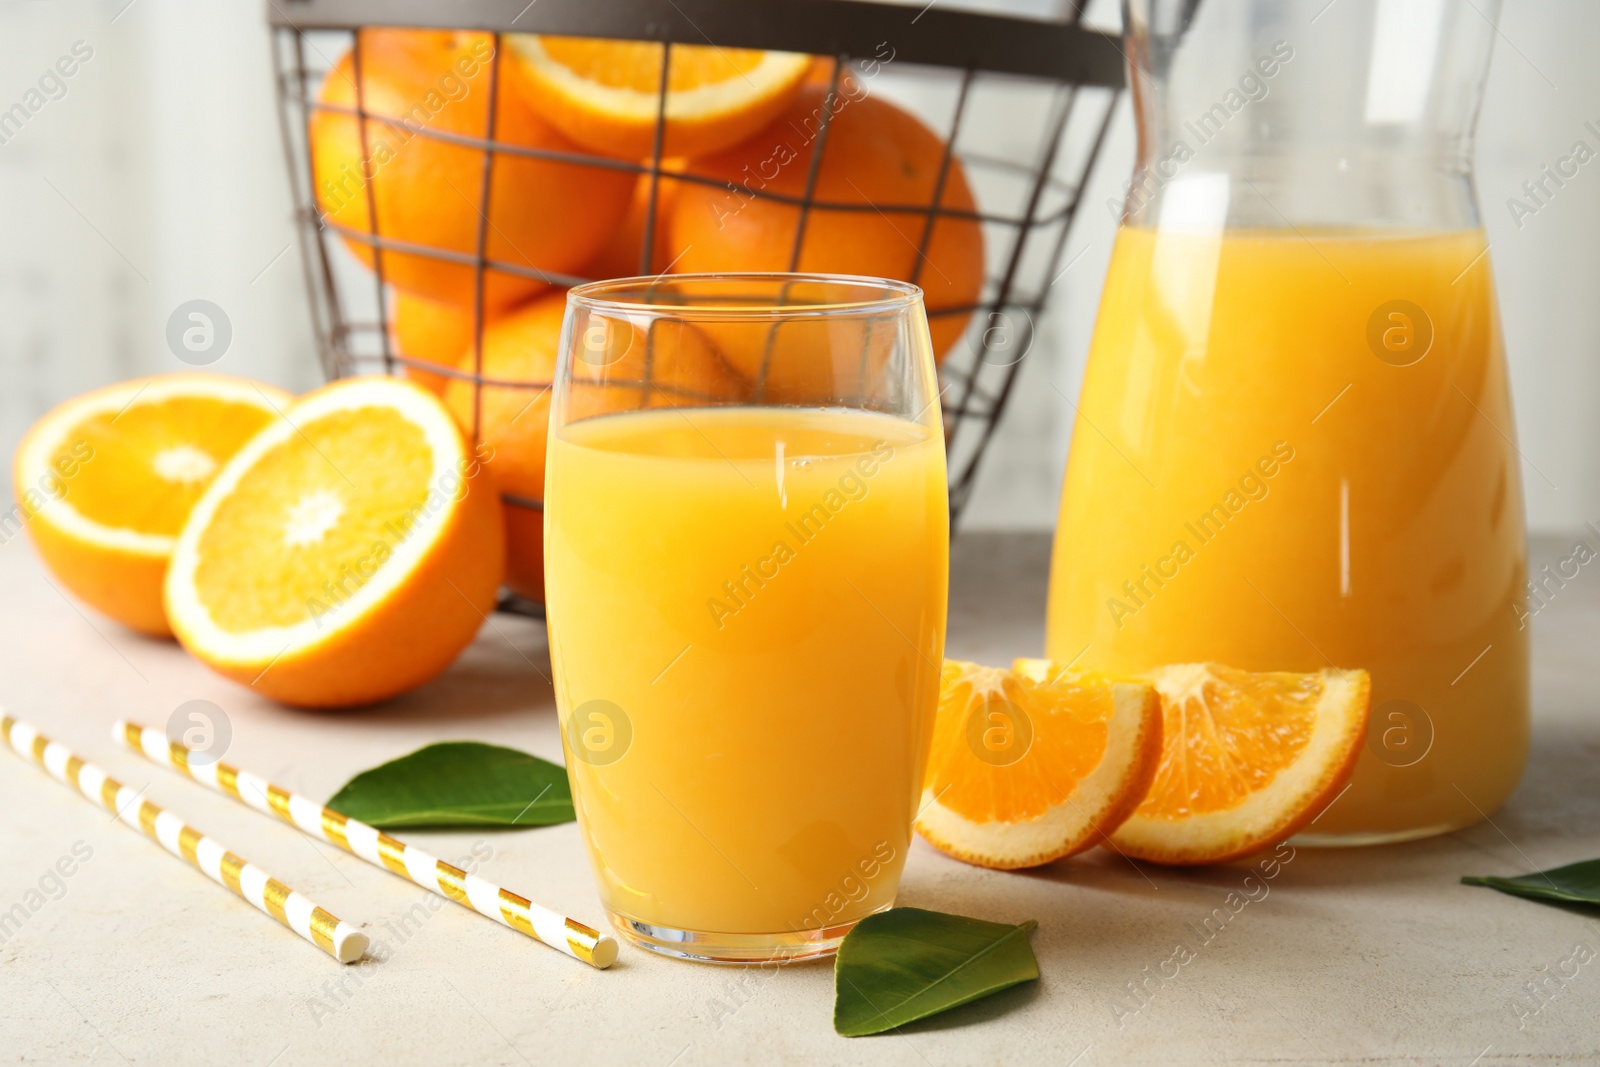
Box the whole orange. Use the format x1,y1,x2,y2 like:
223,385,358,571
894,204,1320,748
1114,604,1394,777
441,292,746,599
580,162,686,281
667,85,983,368
391,292,505,394
311,29,632,310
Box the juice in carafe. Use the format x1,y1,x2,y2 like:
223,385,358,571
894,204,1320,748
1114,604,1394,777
1046,225,1528,841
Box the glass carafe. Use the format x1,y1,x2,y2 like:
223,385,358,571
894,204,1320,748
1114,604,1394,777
1046,0,1526,843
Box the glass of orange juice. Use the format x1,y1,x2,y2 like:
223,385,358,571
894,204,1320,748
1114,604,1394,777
1047,0,1526,844
543,274,948,962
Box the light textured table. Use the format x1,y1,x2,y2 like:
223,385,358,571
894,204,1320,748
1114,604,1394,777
2,532,1597,1066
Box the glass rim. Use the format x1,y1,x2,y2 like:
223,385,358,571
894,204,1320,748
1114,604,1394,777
566,272,925,318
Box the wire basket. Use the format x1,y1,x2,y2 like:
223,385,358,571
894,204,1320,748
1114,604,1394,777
267,0,1123,613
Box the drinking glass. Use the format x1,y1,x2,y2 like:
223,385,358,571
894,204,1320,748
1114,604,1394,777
544,273,948,962
1047,0,1526,843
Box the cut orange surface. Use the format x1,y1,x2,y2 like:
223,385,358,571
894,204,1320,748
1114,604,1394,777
1093,662,1373,865
164,376,504,707
12,374,291,636
915,660,1162,870
505,36,810,160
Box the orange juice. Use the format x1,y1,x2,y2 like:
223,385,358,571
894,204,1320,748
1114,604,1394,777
545,405,947,939
1047,226,1528,841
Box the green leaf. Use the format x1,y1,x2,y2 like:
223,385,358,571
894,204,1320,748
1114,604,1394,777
1463,858,1600,909
327,742,575,829
833,908,1039,1037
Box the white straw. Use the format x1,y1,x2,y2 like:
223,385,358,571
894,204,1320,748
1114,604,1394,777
2,714,367,963
114,720,616,969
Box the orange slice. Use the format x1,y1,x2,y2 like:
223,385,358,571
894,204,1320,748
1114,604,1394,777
164,376,504,707
915,660,1163,870
1096,663,1372,865
505,36,811,160
12,374,291,636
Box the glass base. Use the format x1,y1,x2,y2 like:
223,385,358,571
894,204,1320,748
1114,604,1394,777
609,907,886,964
1291,820,1465,848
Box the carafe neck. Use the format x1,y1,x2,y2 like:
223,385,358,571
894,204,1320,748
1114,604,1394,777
1120,0,1501,231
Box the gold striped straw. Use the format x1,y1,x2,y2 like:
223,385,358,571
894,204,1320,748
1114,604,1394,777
1,714,367,963
114,720,618,969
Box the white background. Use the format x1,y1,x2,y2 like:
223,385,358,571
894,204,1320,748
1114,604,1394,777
0,0,1594,532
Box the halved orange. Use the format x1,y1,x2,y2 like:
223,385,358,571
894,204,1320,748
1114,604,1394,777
164,376,504,707
915,660,1163,870
505,36,811,160
1089,662,1373,866
12,374,292,636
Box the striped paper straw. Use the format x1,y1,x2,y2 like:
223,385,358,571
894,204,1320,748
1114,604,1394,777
1,714,367,963
115,720,617,970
